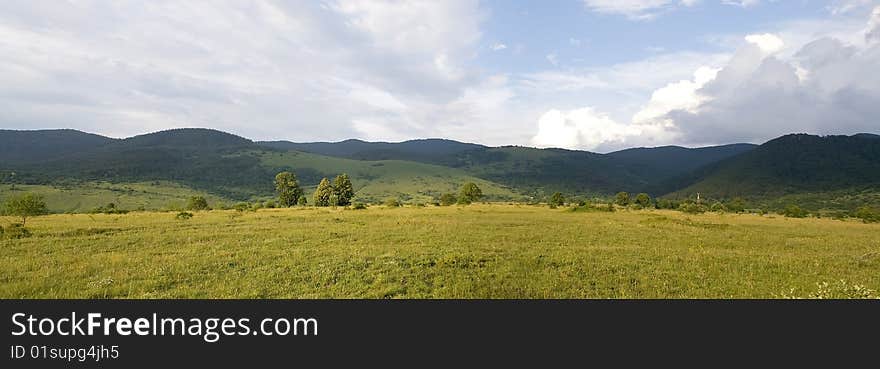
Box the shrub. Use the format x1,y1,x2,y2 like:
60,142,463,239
614,192,630,206
679,202,707,214
186,196,210,211
264,201,277,209
782,205,807,218
297,195,308,206
2,223,31,239
549,192,565,207
634,193,651,209
176,212,193,220
710,202,727,213
439,193,457,206
352,203,367,210
233,203,250,212
854,206,880,223
383,198,401,207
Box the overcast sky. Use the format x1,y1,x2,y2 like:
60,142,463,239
1,0,879,151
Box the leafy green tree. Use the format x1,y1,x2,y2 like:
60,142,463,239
439,193,457,206
313,178,333,207
710,201,727,213
4,193,48,227
614,192,630,206
274,171,303,208
332,173,354,206
634,193,651,208
186,196,209,211
549,192,565,207
783,205,807,218
854,206,880,223
297,195,308,206
458,182,483,205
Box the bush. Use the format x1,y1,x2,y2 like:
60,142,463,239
854,206,880,223
186,196,210,211
383,198,401,207
679,202,707,214
782,205,808,218
710,202,727,213
176,212,194,220
2,223,31,239
233,203,250,212
439,193,457,206
549,192,565,207
352,203,367,210
614,192,630,206
634,193,651,209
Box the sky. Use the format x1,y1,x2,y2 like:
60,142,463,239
1,0,879,152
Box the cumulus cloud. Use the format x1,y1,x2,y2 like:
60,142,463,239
530,8,880,151
664,13,880,145
0,0,490,142
532,108,642,149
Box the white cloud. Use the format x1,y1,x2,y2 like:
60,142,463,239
582,0,700,20
745,33,785,53
632,66,719,124
721,0,761,8
546,53,559,66
491,43,508,51
531,108,675,150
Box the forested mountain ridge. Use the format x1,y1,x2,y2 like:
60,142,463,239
2,128,878,208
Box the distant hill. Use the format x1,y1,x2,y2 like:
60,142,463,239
669,133,880,199
3,128,878,209
259,138,484,165
0,129,116,164
263,139,757,196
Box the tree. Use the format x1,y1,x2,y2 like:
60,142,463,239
313,178,333,207
458,182,483,205
783,205,807,218
186,196,209,211
274,171,303,208
332,173,354,206
297,195,308,206
634,193,651,208
4,193,48,226
549,192,565,207
439,193,457,206
727,197,746,213
614,192,630,206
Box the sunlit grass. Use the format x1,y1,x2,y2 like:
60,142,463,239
2,204,878,298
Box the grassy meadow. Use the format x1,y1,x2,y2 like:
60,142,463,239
2,204,878,298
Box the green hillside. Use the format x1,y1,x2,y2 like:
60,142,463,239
257,150,521,203
0,181,231,213
261,140,756,196
669,134,880,209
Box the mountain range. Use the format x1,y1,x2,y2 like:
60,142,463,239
1,128,878,211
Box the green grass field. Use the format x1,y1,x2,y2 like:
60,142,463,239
0,182,232,213
258,150,522,203
2,204,878,298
